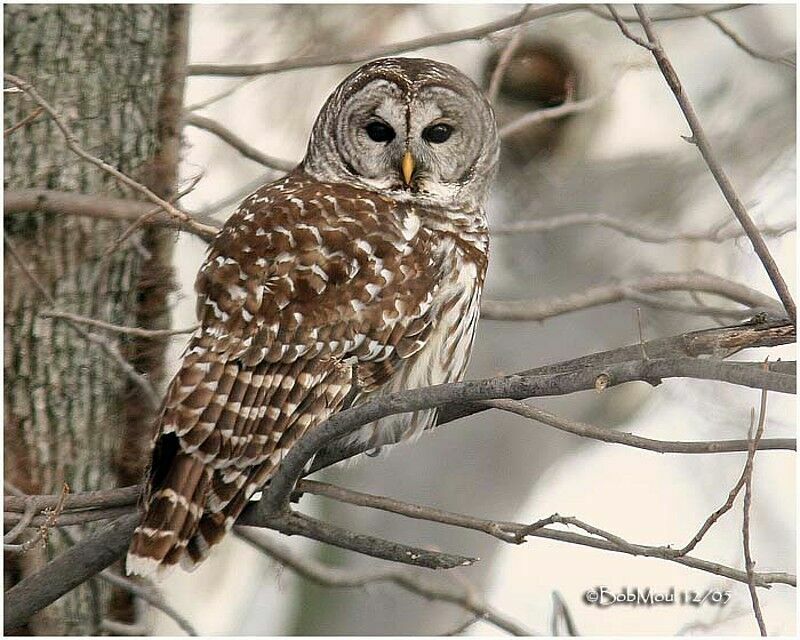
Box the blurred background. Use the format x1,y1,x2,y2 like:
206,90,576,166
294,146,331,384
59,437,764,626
149,4,795,635
4,3,794,636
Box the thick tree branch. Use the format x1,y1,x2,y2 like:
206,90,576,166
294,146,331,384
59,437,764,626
4,514,140,633
3,189,218,241
262,357,794,520
313,318,795,471
4,320,794,629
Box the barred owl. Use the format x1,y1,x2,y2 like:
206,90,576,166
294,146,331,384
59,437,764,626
127,57,499,576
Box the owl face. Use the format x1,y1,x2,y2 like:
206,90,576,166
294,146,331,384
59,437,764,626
303,58,500,211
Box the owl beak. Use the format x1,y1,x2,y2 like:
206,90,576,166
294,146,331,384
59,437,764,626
401,150,415,186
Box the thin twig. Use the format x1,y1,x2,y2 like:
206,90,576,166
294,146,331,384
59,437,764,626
487,26,526,104
743,388,769,635
3,502,37,544
5,484,69,554
186,4,746,78
606,4,655,50
184,112,295,172
41,310,198,339
235,527,534,636
490,212,796,244
675,4,795,68
4,105,43,136
99,569,197,636
192,173,274,219
551,590,579,636
623,290,755,320
482,398,794,454
97,170,205,268
499,92,604,139
480,271,783,322
588,4,746,25
3,73,218,240
187,5,584,77
99,620,150,636
671,390,769,558
627,5,795,322
291,481,795,589
441,615,481,636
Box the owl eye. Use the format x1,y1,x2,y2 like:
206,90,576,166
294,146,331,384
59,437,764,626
422,123,453,144
365,121,396,143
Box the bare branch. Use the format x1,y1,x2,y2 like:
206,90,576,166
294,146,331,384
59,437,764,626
237,509,477,570
183,112,296,172
98,569,197,636
295,481,795,589
480,271,783,322
672,390,768,559
675,4,795,68
743,388,769,635
490,212,796,244
235,528,534,636
3,501,37,544
486,26,525,104
187,5,584,77
5,485,140,514
186,5,747,79
588,4,746,25
2,73,219,240
499,92,604,139
625,5,795,321
262,356,794,520
315,318,796,471
40,310,198,339
3,320,794,630
4,189,219,241
4,484,68,555
483,398,794,454
3,514,140,633
606,4,656,49
4,105,43,137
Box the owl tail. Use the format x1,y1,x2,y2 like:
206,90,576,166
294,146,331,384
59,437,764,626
126,449,210,578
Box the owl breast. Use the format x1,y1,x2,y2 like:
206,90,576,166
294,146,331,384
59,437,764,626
347,233,486,450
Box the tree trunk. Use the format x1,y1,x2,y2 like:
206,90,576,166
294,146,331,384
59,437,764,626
3,5,186,633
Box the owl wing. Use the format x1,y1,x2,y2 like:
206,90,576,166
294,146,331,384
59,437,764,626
127,172,444,576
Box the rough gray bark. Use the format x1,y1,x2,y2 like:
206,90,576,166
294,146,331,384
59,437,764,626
3,5,171,634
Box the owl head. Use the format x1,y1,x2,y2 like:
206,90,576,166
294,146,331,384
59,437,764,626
303,57,500,211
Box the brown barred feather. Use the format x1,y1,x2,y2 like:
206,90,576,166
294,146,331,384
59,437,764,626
126,161,489,577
